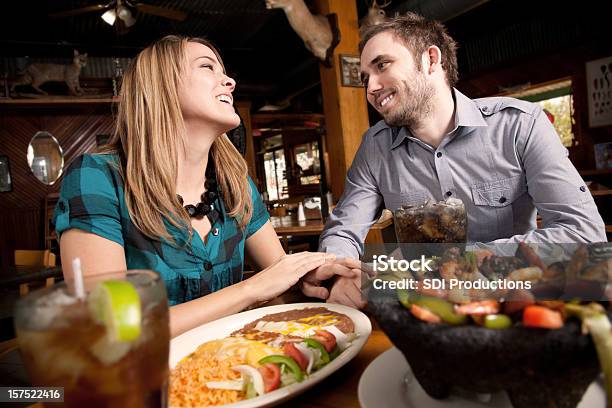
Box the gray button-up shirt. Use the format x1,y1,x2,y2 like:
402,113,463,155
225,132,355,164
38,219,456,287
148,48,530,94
319,89,606,259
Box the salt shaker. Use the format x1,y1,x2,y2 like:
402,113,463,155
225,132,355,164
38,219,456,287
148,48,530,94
297,202,306,221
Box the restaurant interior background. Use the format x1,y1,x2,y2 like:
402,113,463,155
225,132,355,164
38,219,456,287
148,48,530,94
0,0,611,339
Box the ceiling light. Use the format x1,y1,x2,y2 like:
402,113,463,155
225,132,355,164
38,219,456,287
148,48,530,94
101,9,117,25
117,5,136,27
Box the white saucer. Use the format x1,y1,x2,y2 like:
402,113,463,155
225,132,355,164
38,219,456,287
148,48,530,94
358,347,606,408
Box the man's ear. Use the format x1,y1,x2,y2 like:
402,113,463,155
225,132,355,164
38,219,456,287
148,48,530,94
425,45,442,75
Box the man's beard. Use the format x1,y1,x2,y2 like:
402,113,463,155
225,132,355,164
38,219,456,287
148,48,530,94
382,76,434,129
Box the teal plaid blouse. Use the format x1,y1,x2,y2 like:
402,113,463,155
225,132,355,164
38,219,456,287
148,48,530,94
54,153,270,306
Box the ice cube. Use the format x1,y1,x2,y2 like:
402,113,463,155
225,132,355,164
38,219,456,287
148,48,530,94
90,333,132,365
445,197,463,207
37,288,78,307
17,330,88,386
28,290,79,330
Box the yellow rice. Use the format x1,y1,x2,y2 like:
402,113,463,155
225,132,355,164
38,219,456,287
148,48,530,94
169,348,246,407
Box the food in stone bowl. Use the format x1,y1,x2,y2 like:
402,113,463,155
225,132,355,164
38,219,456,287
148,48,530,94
367,243,612,408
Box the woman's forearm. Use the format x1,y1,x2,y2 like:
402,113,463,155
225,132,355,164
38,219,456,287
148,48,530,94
169,279,255,338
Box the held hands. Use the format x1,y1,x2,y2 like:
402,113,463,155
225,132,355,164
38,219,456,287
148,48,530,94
301,258,374,309
246,252,335,303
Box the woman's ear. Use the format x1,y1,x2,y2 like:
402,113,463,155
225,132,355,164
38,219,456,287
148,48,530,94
426,45,442,75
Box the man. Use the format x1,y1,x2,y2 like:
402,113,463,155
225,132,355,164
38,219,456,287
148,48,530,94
304,12,606,308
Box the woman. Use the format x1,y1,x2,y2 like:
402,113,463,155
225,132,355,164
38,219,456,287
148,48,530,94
54,35,353,337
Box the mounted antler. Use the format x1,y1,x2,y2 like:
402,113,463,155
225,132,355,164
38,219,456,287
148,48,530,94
359,0,391,37
265,0,339,66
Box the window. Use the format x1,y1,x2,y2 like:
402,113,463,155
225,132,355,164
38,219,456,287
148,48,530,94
504,79,574,147
294,141,321,185
263,149,288,201
254,126,324,200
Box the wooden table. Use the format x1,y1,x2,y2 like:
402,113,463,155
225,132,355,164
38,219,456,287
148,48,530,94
11,321,394,408
0,266,63,288
0,266,63,320
277,322,393,408
271,215,396,245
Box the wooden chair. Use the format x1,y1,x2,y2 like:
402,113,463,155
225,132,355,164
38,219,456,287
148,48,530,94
0,338,17,359
14,250,57,296
0,250,56,361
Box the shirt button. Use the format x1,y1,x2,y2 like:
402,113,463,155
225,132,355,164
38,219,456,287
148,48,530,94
436,152,442,158
203,261,213,271
58,201,66,212
212,227,219,236
445,191,452,197
481,106,488,112
499,196,507,204
579,186,586,192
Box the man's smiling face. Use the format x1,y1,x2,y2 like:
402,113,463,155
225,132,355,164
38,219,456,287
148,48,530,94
360,31,433,128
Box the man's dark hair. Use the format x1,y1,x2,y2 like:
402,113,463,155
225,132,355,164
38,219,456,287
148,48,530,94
359,12,459,88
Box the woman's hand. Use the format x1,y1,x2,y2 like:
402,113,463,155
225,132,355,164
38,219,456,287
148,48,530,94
244,252,335,303
300,258,361,299
301,258,375,309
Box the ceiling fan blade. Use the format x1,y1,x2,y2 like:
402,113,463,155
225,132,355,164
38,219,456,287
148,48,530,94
49,4,111,18
114,17,131,36
133,3,187,21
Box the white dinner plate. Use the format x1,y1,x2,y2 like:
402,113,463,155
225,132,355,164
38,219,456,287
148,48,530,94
170,302,371,408
358,347,606,408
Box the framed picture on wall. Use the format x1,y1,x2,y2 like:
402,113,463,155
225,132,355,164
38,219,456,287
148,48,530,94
0,155,13,192
594,142,612,169
339,54,363,87
586,56,612,127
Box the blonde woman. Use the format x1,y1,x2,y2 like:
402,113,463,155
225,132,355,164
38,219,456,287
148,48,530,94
54,35,353,337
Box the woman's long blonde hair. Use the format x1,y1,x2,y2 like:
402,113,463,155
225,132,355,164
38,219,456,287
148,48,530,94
101,35,252,244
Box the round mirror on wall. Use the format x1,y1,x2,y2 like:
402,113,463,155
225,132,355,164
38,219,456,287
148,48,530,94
27,131,64,185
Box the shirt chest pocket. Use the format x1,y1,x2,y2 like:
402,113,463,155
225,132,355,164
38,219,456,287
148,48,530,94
470,175,526,239
471,175,526,207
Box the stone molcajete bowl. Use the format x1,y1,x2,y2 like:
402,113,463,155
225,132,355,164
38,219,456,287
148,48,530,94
368,294,604,408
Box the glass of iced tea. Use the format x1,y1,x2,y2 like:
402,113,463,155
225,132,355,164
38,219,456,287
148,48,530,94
14,270,170,407
394,197,468,243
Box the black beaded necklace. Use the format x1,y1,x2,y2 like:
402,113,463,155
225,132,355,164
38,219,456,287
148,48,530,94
177,160,219,219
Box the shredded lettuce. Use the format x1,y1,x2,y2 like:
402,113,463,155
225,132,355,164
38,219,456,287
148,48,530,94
245,382,256,399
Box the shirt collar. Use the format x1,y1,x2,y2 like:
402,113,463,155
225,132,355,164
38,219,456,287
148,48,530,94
453,88,488,128
390,88,487,150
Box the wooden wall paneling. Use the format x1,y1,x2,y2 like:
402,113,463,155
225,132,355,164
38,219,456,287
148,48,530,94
0,104,115,270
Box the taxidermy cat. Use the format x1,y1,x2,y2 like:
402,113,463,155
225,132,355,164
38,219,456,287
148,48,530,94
11,50,88,96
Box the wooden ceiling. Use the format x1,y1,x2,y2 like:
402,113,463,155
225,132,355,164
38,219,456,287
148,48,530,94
0,0,608,108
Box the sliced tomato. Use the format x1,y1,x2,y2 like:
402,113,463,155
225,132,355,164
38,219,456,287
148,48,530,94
283,342,308,371
311,330,337,353
410,304,442,323
523,305,564,329
258,363,281,393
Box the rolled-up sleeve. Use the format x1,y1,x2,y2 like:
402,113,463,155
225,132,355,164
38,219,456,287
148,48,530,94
53,154,125,246
319,133,384,259
492,107,606,244
245,176,270,238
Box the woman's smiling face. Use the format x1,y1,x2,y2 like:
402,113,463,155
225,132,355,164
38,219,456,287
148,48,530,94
178,41,240,133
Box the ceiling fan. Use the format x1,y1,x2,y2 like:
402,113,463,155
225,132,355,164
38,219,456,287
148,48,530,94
49,0,187,28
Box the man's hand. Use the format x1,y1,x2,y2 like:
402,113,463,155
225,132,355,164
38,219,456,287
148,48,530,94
300,258,360,299
327,258,374,309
